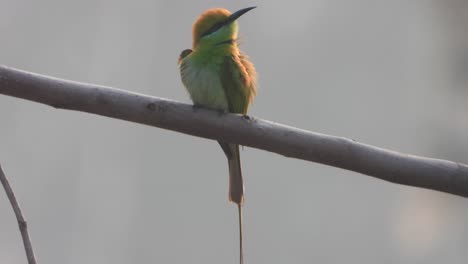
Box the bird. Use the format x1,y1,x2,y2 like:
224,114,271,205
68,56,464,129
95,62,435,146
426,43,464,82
178,7,257,264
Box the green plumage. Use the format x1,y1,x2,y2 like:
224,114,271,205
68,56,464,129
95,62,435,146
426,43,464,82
179,50,255,115
221,54,256,114
178,7,256,204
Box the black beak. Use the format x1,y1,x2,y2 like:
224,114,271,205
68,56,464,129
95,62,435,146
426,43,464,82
226,6,256,24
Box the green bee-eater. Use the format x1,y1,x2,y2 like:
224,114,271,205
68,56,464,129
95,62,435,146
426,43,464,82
178,7,257,264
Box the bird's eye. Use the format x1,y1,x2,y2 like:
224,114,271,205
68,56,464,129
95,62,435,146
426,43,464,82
201,22,225,37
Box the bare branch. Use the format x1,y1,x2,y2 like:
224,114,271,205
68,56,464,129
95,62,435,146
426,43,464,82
1,65,467,197
0,164,38,264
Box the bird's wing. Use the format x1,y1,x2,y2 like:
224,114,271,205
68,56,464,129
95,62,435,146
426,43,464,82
178,49,193,64
220,54,256,114
178,49,193,92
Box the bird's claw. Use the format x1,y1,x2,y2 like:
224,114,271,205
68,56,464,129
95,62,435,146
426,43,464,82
192,104,202,111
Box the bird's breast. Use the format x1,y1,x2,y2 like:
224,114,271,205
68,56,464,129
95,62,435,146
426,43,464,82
180,59,229,111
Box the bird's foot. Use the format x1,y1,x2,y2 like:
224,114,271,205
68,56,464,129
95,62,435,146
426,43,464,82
213,108,228,117
192,104,202,112
242,114,251,121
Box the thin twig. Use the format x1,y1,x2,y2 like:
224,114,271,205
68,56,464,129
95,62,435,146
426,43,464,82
0,164,37,264
0,65,468,198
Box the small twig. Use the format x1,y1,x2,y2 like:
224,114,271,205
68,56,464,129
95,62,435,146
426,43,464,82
0,164,37,264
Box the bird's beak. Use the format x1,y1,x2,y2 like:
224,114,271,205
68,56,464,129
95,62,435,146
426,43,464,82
226,6,256,24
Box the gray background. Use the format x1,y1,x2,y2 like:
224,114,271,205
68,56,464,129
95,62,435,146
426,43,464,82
1,0,468,263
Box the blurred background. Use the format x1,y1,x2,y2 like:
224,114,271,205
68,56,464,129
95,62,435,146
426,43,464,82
1,0,467,263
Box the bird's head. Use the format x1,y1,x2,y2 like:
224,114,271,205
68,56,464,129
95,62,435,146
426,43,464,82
191,7,256,49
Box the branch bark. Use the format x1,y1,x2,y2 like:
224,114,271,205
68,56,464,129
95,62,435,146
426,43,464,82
1,65,467,197
0,164,38,264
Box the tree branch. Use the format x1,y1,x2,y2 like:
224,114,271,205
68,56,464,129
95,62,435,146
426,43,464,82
0,163,38,264
1,65,467,197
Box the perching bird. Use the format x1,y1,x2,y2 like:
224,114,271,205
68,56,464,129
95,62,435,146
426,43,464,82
178,7,257,264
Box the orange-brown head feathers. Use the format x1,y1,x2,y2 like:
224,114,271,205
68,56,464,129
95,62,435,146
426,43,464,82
191,7,256,49
192,8,232,48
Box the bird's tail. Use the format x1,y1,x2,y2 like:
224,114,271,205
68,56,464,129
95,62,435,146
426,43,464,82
228,144,244,264
228,143,244,205
218,141,244,204
218,141,244,264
